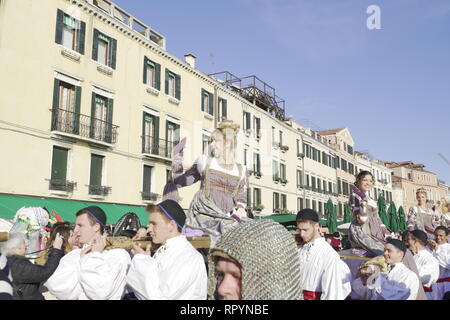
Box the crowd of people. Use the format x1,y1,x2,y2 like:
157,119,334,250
0,172,449,300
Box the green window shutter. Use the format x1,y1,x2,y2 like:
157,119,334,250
90,93,96,139
92,29,99,61
222,99,227,117
90,154,103,186
106,98,114,143
110,38,117,69
201,89,205,112
79,21,86,54
174,123,180,145
164,69,169,94
51,146,68,181
73,86,81,134
154,116,160,153
208,91,214,115
142,112,146,153
246,112,251,130
143,165,152,193
143,57,148,84
55,9,64,45
51,79,60,130
175,74,181,100
52,79,60,110
155,63,161,90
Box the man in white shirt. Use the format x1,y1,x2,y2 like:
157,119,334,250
406,229,440,299
296,209,352,300
45,206,131,300
126,200,207,300
352,239,420,300
429,226,450,300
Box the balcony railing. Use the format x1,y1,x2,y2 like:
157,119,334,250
142,135,174,159
88,185,112,196
49,179,76,192
51,108,119,144
141,192,160,201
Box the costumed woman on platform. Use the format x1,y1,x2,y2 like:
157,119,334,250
163,120,249,246
407,188,441,238
348,171,390,256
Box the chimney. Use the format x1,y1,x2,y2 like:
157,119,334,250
184,54,196,68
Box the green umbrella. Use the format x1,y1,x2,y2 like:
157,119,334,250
387,202,398,233
325,199,337,233
397,206,407,233
343,203,352,223
377,195,389,230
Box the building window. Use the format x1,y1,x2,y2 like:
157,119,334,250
312,177,316,190
50,146,69,190
318,201,323,215
280,163,286,182
55,9,85,54
312,200,317,211
143,57,161,89
243,112,251,132
296,170,303,188
329,181,333,194
273,160,280,181
165,69,181,99
166,121,180,157
142,165,153,200
306,174,310,187
281,194,287,211
273,192,280,211
166,169,172,184
202,134,211,156
279,131,283,146
201,89,214,115
254,117,261,138
317,178,322,192
89,154,104,191
142,112,159,154
51,79,81,135
90,93,114,143
243,149,248,166
254,188,261,208
297,198,304,211
218,98,227,121
92,29,117,69
253,153,261,175
306,198,311,209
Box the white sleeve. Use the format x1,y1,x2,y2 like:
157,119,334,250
372,273,418,300
321,256,352,300
126,252,207,300
433,245,450,269
79,250,131,300
351,277,373,300
418,257,440,287
44,250,83,300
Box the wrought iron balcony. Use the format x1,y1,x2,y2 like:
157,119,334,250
51,108,118,144
141,191,160,201
142,135,174,159
49,179,76,192
88,185,111,196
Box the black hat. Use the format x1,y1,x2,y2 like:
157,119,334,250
78,206,107,227
157,199,186,229
387,238,406,253
435,226,449,235
296,209,319,223
411,229,428,245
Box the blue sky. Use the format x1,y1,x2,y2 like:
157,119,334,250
114,0,450,183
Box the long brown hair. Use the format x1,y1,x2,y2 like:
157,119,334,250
46,222,74,254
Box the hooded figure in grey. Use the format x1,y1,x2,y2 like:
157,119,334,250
207,219,301,300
